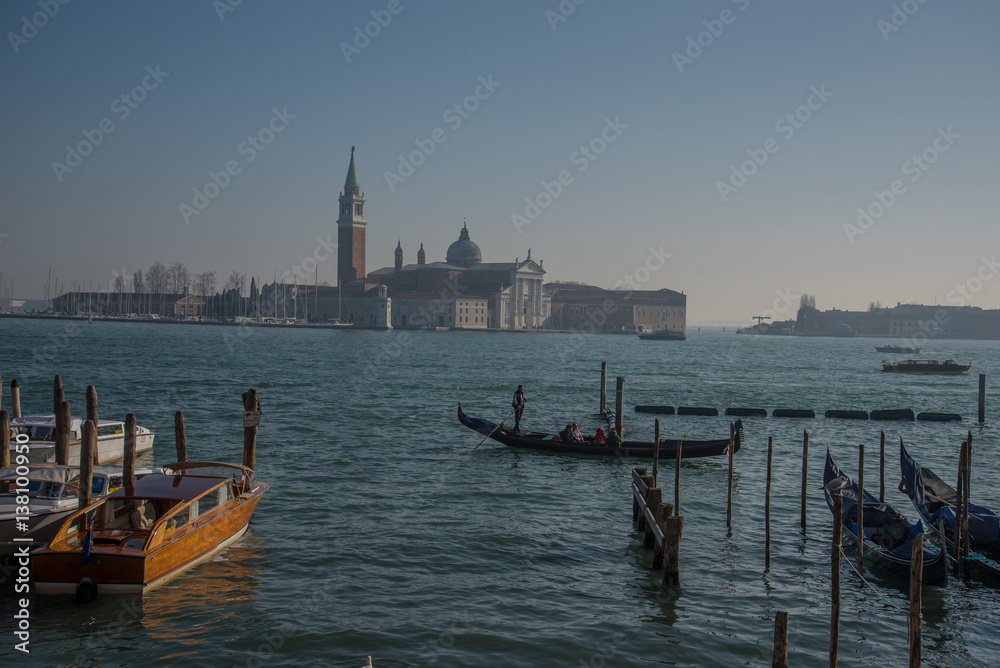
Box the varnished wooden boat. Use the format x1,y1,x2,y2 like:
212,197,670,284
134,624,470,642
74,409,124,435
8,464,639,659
32,461,268,597
823,451,948,586
458,403,741,459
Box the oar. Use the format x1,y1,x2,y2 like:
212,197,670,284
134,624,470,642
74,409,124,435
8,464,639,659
474,411,515,450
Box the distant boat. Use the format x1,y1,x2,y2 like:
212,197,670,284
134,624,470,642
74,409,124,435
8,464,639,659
637,329,685,341
875,345,922,354
882,359,971,374
10,414,155,465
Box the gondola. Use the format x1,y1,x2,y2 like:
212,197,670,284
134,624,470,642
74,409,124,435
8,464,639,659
823,451,948,586
458,403,741,460
899,443,1000,584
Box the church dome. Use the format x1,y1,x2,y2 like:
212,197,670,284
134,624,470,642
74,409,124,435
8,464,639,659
446,223,482,268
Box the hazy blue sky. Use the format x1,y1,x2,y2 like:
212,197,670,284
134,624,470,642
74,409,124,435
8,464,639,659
2,0,998,323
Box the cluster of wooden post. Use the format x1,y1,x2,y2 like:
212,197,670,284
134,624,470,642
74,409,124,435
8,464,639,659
954,435,972,577
631,465,683,588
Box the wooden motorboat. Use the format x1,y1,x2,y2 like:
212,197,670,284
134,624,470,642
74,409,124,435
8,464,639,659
9,414,155,465
899,443,1000,584
0,464,159,558
823,451,948,586
458,403,740,460
881,359,970,374
875,345,921,354
637,329,685,341
32,461,268,596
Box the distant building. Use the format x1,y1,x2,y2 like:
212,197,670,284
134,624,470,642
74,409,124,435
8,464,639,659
547,283,687,334
173,291,205,317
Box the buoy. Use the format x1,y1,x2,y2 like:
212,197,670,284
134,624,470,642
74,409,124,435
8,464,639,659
725,407,767,417
75,577,98,604
825,410,869,420
677,406,719,416
634,405,675,415
917,412,962,422
870,409,915,421
772,409,816,418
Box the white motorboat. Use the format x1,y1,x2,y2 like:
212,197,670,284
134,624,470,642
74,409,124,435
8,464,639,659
8,414,155,466
0,464,160,557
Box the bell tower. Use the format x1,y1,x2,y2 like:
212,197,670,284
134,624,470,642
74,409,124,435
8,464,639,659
337,147,367,287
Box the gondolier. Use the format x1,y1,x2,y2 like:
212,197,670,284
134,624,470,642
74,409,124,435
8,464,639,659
512,385,526,432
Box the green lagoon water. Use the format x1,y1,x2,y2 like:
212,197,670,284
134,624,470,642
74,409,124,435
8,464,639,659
1,317,998,667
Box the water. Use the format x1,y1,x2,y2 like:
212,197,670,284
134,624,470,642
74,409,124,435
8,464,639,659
1,318,998,667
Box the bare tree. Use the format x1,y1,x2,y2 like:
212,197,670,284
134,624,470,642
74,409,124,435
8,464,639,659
169,262,190,296
194,271,216,318
868,301,883,312
147,262,168,315
113,274,126,315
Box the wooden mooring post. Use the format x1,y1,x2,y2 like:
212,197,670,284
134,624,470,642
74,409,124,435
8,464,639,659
79,420,96,509
600,362,607,412
979,373,986,424
954,441,965,573
242,388,260,471
631,467,679,588
53,374,64,414
123,413,137,490
633,467,646,523
175,411,188,462
830,492,843,668
727,422,734,527
663,516,684,588
1,410,10,469
857,443,865,571
10,379,21,418
614,377,625,440
879,431,886,503
962,439,971,578
674,439,683,516
765,436,773,570
86,385,98,462
909,533,924,667
55,400,70,465
652,420,660,488
773,610,789,668
800,429,808,529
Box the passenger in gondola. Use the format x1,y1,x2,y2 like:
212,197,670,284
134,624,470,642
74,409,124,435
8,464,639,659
558,424,573,442
594,427,606,445
569,424,585,443
607,429,621,448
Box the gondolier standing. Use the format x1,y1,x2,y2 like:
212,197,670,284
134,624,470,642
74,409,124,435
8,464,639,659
512,385,526,432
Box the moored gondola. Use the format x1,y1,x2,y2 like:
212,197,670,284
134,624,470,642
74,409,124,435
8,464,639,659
823,451,948,587
458,403,740,460
899,443,1000,585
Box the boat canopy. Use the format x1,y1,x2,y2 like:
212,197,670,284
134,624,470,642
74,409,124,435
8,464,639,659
0,465,77,484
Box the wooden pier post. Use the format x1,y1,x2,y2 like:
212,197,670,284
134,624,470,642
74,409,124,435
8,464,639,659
86,385,98,462
979,374,986,424
662,515,683,588
908,533,923,668
954,442,965,572
55,400,70,465
242,388,260,471
637,473,654,532
830,492,842,668
879,431,886,503
10,379,21,418
652,501,671,569
600,362,607,412
174,411,188,463
674,439,683,516
1,410,9,469
801,429,809,530
614,377,625,440
633,467,646,522
653,420,660,488
962,440,971,578
773,610,789,668
727,423,734,527
123,413,137,490
79,419,95,509
765,436,773,570
857,443,865,570
644,487,662,548
53,374,64,414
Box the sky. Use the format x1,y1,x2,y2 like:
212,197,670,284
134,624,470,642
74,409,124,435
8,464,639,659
1,0,999,324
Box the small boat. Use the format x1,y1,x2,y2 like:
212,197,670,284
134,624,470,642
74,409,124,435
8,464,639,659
823,451,948,586
637,329,685,341
875,345,922,354
881,359,971,374
0,464,160,558
899,443,1000,584
9,414,155,465
458,404,740,459
32,461,268,596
